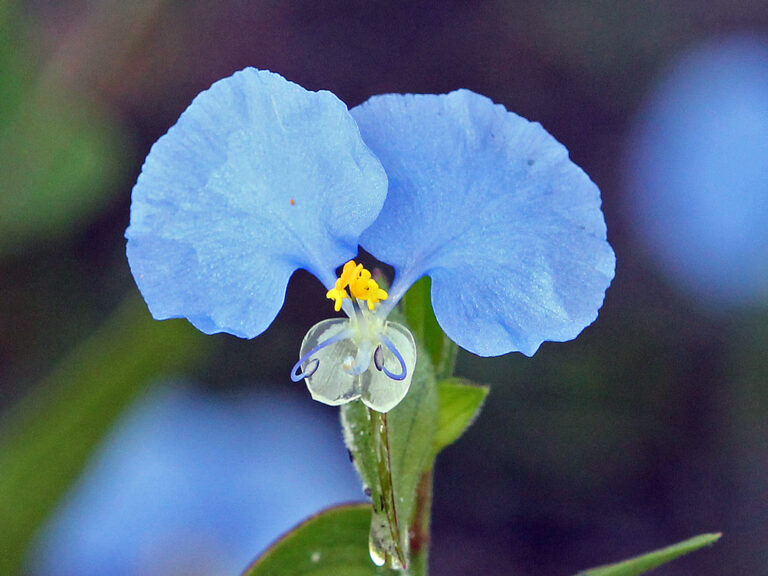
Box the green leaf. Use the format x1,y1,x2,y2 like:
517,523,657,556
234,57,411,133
341,333,438,569
0,294,210,575
242,503,399,576
0,90,124,257
0,0,124,260
340,401,378,504
400,276,457,379
576,533,722,576
386,350,438,542
401,276,441,364
433,378,489,456
0,0,29,126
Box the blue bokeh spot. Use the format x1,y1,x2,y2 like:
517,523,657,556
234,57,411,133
625,35,768,308
27,385,362,576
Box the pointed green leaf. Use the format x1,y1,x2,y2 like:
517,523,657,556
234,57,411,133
576,533,722,576
433,378,489,456
242,503,400,576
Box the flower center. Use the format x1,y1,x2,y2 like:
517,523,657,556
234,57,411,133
288,261,417,412
326,260,388,312
290,260,412,387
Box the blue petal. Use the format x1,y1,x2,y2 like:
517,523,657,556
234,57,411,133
353,90,615,357
126,68,387,338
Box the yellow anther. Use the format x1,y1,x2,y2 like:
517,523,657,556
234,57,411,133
326,260,361,311
363,282,389,310
338,261,363,289
326,260,388,312
326,287,348,312
348,268,372,299
350,268,388,310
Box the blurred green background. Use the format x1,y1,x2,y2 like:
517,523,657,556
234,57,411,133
1,1,766,575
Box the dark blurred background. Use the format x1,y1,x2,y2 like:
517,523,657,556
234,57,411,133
1,1,767,575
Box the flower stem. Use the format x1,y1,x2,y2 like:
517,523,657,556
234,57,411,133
367,405,435,576
368,408,407,570
410,468,434,575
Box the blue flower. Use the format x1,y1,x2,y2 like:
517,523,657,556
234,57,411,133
127,68,614,413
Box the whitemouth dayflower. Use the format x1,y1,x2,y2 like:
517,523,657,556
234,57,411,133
126,67,615,413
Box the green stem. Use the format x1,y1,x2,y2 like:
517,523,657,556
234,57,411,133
410,468,434,575
368,408,407,570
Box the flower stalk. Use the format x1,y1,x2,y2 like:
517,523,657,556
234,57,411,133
367,408,408,570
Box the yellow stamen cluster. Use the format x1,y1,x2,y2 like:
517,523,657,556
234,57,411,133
326,260,388,311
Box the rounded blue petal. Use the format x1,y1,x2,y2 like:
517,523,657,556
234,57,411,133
352,90,615,357
126,68,387,338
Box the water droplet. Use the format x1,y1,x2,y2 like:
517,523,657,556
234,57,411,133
368,539,386,567
368,509,405,570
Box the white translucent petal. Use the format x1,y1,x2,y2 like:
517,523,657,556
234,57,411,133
361,322,417,413
299,319,361,406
